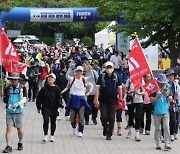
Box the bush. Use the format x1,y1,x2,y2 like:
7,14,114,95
0,79,6,97
41,37,55,46
65,39,75,46
80,37,93,47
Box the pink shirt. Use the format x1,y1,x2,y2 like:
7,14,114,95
143,92,151,104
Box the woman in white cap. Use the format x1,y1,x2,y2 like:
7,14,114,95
65,65,92,137
36,73,64,143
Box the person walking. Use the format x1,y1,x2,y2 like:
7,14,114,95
140,74,153,135
56,65,69,105
94,61,122,140
125,78,145,141
65,65,92,137
164,69,180,141
82,60,99,125
3,73,27,153
150,73,171,150
38,61,49,90
36,73,64,143
56,65,69,120
26,61,40,102
110,51,122,73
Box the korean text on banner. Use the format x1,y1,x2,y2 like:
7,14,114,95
128,37,151,82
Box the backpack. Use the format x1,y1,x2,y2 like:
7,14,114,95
69,77,86,89
4,84,24,105
92,69,98,83
101,72,118,89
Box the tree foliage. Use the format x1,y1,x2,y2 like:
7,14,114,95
80,0,180,66
0,0,13,11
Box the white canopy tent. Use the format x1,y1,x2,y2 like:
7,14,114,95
95,21,116,49
13,38,24,43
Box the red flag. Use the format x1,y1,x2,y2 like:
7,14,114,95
132,78,143,90
128,37,151,82
0,27,26,73
143,79,160,96
3,60,26,73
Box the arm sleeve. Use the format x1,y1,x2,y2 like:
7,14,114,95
94,70,99,82
177,84,180,106
117,76,122,87
65,67,73,80
56,87,64,109
18,97,27,106
3,87,8,104
88,82,93,94
23,86,27,97
36,88,44,110
96,75,102,86
18,86,27,106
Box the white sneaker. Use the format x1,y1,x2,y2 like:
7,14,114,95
43,135,48,142
135,132,141,141
78,132,83,137
65,116,70,121
171,135,175,141
126,127,132,139
72,128,76,136
126,130,132,139
57,116,61,121
174,134,177,140
50,136,54,142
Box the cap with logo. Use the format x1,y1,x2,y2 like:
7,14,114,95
157,73,169,84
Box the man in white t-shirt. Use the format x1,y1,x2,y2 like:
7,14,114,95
110,51,122,72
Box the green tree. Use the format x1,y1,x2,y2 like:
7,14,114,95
0,0,13,11
80,0,180,67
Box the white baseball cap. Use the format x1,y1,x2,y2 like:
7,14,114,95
48,73,56,79
105,61,114,68
75,66,84,72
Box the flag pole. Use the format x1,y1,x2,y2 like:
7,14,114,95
0,27,3,97
11,59,12,73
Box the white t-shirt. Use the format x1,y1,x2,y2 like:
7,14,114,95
69,77,87,96
126,79,145,103
110,55,122,69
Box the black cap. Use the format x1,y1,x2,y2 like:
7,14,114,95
164,69,175,76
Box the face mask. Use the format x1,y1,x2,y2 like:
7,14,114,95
61,71,66,74
105,68,114,74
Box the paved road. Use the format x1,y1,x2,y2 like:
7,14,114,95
0,99,180,154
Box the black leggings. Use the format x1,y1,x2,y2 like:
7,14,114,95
43,115,57,136
128,103,143,130
116,109,123,122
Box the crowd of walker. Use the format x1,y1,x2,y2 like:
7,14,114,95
1,43,180,153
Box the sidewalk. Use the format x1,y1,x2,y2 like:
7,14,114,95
0,100,180,154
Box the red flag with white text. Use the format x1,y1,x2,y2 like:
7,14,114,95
143,79,160,96
0,27,26,73
128,37,151,82
132,78,143,90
